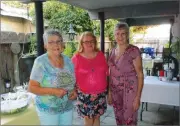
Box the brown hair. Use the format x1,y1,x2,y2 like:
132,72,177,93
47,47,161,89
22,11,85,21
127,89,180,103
78,31,99,53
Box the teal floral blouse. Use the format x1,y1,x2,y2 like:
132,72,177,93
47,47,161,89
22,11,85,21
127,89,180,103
30,53,75,114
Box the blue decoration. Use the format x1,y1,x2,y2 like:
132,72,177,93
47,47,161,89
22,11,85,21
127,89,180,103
144,47,155,58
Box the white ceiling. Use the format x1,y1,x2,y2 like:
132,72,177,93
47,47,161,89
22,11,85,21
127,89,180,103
59,0,179,10
21,0,179,23
59,0,179,20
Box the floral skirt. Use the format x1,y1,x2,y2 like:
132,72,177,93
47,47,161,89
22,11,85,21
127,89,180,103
76,90,107,118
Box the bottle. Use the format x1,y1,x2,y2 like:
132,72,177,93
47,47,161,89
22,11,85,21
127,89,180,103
169,60,175,69
177,74,180,81
155,67,159,76
159,69,164,81
146,68,148,76
166,67,173,81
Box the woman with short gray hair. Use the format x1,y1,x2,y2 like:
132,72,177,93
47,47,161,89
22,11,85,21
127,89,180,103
29,29,77,125
108,22,144,125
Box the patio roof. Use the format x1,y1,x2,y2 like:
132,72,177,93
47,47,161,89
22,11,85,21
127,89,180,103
21,0,179,25
58,0,179,24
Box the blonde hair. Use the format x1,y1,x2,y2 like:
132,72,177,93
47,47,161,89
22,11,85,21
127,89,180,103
114,22,129,34
114,22,130,43
78,31,99,53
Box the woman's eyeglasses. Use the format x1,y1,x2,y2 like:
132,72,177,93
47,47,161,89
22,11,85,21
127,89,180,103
115,32,127,37
48,40,62,45
83,40,95,44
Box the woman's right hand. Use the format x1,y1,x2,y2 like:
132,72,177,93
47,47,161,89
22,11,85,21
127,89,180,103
54,88,67,98
107,92,112,105
68,89,77,100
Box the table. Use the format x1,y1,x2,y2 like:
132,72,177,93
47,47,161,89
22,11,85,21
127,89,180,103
140,76,179,121
1,103,40,125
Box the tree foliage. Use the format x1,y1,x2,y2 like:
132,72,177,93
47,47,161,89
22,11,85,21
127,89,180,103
130,25,157,44
63,42,78,58
29,1,93,34
131,26,149,34
2,1,28,9
93,19,119,41
49,5,93,33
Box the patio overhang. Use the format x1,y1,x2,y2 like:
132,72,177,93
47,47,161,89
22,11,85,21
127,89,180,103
59,0,179,21
21,0,46,4
119,16,174,26
21,0,180,24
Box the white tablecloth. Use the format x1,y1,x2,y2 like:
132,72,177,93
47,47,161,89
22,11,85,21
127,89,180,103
141,76,180,106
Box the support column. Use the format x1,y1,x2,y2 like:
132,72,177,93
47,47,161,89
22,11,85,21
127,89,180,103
169,19,174,51
126,18,133,27
172,14,180,74
35,1,44,56
172,0,180,41
14,54,20,85
172,14,180,39
126,18,133,43
98,12,105,53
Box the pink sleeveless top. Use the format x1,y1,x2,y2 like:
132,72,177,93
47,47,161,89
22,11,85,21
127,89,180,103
72,51,108,94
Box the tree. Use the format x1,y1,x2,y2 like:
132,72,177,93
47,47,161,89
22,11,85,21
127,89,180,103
49,5,93,34
29,1,93,34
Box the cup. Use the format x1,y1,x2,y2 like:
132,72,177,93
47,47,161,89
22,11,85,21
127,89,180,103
159,70,164,77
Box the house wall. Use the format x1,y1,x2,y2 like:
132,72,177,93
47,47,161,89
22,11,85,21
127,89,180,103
1,15,35,33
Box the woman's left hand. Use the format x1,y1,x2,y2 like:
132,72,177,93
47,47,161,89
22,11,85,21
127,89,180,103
133,96,141,112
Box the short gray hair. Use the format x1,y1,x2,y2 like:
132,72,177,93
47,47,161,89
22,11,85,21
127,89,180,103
43,29,63,44
114,22,129,34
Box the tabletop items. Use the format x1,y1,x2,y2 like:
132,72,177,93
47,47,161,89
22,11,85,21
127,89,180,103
143,57,179,82
1,84,32,115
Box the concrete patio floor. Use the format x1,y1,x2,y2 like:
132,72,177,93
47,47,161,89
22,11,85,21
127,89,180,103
73,103,179,125
1,102,179,125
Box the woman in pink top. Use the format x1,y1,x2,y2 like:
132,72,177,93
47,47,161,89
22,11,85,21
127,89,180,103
72,32,108,126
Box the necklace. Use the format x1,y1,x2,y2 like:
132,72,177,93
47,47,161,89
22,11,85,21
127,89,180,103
48,55,64,68
87,55,95,72
90,62,95,72
81,52,97,72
